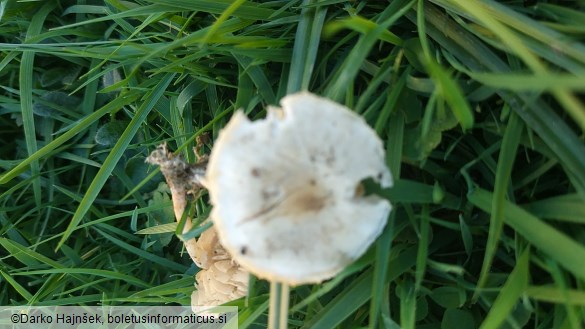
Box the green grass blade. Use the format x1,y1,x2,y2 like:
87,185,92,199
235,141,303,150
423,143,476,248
94,228,188,272
323,15,402,46
55,73,175,251
526,286,585,307
414,206,429,292
468,187,585,281
287,0,313,94
201,0,246,46
0,93,139,184
0,269,34,302
324,0,412,101
424,60,474,131
128,276,193,298
522,194,585,223
464,72,585,91
0,238,62,269
369,110,404,327
233,54,276,105
420,3,585,197
374,69,408,135
301,4,327,91
19,2,56,207
399,280,416,329
475,112,523,300
13,268,150,289
479,248,530,329
144,0,287,20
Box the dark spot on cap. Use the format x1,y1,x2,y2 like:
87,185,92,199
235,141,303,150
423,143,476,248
240,246,248,255
309,179,316,186
262,188,279,200
354,183,365,197
251,168,261,177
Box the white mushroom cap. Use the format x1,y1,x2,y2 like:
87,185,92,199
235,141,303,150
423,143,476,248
205,92,393,286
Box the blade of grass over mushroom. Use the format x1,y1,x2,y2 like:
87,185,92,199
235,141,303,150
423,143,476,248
323,0,412,101
475,111,523,301
468,188,585,281
55,73,175,251
478,247,530,329
179,219,212,241
19,2,56,207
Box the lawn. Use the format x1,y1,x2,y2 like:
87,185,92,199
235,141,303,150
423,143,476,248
1,0,585,328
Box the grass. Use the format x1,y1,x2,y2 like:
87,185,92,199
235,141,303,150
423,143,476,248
1,0,585,328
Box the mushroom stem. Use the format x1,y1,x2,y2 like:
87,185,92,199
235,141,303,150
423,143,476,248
146,143,205,264
268,282,290,329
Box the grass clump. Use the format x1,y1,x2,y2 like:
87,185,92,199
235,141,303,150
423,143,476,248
1,0,585,328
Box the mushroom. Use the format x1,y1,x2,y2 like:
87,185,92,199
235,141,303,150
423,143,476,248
145,144,205,264
146,144,249,309
205,91,393,286
191,227,249,310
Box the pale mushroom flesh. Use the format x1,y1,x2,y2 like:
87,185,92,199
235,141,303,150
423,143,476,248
205,92,393,286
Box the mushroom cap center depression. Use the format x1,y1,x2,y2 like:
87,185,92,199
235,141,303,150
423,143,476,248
205,92,392,285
